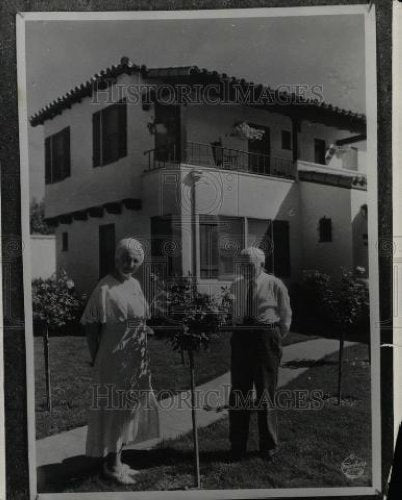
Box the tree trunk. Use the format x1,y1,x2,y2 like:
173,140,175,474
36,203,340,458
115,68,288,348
337,331,344,405
43,324,52,411
189,350,201,488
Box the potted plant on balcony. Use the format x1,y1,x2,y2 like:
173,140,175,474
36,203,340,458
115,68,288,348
232,121,265,140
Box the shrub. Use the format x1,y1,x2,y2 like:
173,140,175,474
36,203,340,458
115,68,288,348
30,198,54,235
292,269,370,340
32,269,86,335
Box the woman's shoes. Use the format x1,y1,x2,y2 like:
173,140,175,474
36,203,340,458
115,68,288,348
121,463,140,476
102,462,139,485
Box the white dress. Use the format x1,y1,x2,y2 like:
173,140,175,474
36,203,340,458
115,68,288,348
80,274,160,457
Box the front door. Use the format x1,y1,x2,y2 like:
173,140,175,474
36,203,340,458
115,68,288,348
248,124,270,174
99,223,115,279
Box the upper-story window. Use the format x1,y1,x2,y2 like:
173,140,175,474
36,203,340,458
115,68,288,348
281,130,292,150
314,138,326,165
45,127,71,184
93,99,127,167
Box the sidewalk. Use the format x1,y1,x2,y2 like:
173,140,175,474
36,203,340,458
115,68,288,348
36,337,355,469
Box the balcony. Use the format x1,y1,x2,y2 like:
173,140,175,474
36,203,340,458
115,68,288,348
144,142,296,180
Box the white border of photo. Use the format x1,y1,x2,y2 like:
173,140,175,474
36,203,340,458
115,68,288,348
16,4,380,499
393,0,402,447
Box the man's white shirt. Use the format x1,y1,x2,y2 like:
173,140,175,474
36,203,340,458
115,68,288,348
230,271,292,337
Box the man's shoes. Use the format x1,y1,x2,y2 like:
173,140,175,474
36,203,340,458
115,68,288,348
259,448,278,461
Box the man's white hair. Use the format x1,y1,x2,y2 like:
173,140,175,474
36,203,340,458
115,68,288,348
240,246,266,265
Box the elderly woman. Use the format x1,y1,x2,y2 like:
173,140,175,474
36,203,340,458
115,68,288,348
80,238,160,485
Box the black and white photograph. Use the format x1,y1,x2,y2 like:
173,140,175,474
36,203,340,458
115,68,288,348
16,5,380,497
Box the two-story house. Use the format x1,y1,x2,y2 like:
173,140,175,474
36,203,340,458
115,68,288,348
30,56,368,297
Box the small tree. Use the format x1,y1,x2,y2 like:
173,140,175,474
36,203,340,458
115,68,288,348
324,269,369,404
150,274,231,488
32,269,84,410
302,269,369,404
30,198,54,235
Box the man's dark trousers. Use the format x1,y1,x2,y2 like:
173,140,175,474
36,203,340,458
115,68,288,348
229,324,282,454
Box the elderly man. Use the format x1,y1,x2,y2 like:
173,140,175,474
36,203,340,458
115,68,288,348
228,247,292,460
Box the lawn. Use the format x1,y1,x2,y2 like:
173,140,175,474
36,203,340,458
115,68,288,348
35,330,311,439
39,343,371,492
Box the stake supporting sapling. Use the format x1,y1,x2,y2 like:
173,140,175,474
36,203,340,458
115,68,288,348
189,349,201,488
337,331,345,405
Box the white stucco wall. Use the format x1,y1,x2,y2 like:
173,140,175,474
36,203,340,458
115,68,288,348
30,234,56,279
298,121,363,170
44,73,156,218
299,181,354,277
55,207,150,294
351,188,369,273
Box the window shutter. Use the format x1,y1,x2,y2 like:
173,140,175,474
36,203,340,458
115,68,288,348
246,218,273,273
273,220,290,278
199,215,219,278
118,99,127,158
93,111,101,167
45,137,52,184
63,127,71,179
151,216,174,276
263,220,274,273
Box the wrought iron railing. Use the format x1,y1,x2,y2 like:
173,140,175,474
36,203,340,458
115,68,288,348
144,142,295,179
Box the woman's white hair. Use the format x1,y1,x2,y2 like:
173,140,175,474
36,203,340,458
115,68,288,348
115,238,145,265
240,246,266,266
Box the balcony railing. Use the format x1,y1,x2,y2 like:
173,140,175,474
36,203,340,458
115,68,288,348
144,142,296,179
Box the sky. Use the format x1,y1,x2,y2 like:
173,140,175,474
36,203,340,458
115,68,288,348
25,13,366,201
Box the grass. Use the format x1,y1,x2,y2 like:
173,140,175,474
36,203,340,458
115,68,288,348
39,343,371,493
35,330,312,439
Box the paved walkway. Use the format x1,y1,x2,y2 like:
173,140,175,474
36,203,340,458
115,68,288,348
36,337,355,470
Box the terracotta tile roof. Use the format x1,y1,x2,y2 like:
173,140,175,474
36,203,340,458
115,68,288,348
30,56,366,133
30,57,144,127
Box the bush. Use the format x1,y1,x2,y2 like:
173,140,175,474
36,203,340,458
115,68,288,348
32,270,86,336
291,269,370,341
30,198,54,235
